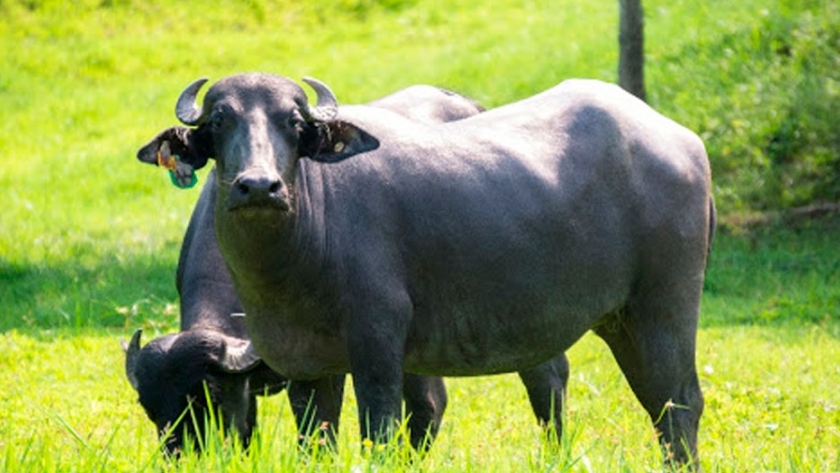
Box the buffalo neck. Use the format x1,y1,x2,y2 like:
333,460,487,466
212,161,329,311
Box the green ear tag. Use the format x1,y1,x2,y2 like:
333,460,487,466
168,164,198,189
158,149,197,189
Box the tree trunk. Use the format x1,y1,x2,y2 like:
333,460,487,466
618,0,646,102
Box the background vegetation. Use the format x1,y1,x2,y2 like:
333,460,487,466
0,0,838,470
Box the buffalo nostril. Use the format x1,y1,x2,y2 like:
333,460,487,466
235,177,281,195
229,176,287,210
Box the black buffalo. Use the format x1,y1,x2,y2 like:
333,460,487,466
128,83,569,454
137,73,712,466
122,192,287,454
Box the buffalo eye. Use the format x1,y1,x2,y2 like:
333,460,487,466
208,111,225,132
207,104,234,132
286,112,305,133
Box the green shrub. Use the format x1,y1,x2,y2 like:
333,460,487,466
649,1,840,212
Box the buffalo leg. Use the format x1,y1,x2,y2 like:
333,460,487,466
346,291,412,449
402,374,448,450
593,302,703,468
349,353,404,447
517,353,569,441
287,375,346,450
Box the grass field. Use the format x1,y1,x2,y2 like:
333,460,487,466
2,305,839,471
1,0,839,470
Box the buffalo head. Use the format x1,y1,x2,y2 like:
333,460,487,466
136,73,379,213
122,328,286,455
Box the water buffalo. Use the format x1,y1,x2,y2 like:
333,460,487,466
136,73,712,466
128,83,570,454
122,185,288,454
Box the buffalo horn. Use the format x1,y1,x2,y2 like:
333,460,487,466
217,337,262,373
122,329,143,391
301,76,339,122
175,77,209,126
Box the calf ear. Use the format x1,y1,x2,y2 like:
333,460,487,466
211,336,262,373
136,126,211,170
300,120,380,163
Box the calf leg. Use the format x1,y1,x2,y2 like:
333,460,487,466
402,374,448,450
594,301,703,468
287,375,346,450
517,353,569,441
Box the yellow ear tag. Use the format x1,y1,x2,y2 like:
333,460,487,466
156,141,197,189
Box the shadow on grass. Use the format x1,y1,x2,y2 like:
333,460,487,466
702,213,840,330
2,215,838,337
0,254,179,334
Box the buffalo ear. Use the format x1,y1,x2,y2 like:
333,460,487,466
136,126,212,170
211,336,262,373
300,120,380,163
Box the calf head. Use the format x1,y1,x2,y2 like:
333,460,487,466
137,73,379,213
122,328,286,455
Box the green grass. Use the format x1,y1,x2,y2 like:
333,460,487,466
2,323,838,471
703,217,840,327
1,0,839,470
